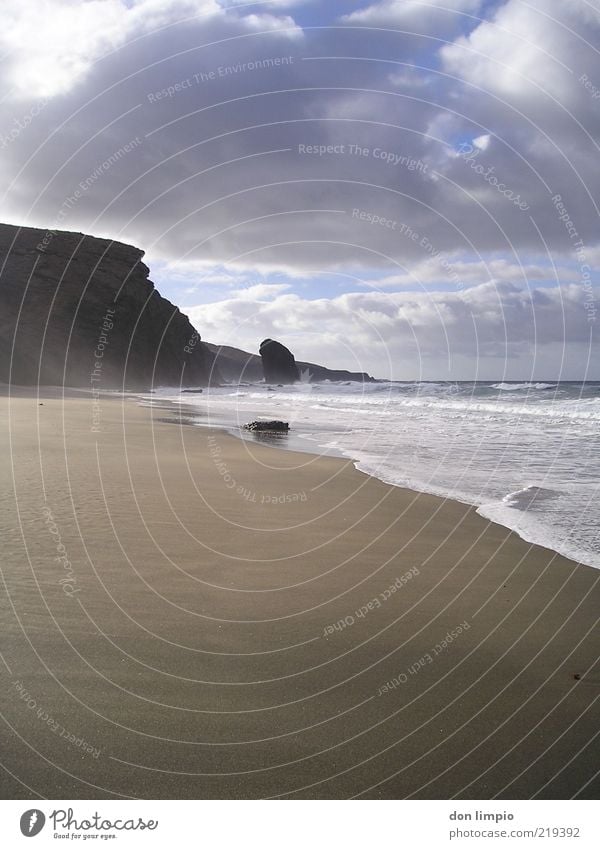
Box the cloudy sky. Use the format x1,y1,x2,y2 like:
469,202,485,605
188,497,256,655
2,0,599,379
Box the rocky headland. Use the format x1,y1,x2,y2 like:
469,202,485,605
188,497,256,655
0,223,219,390
0,222,375,390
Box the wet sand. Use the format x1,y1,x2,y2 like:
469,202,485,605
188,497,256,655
0,390,598,799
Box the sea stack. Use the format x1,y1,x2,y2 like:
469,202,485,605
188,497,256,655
259,338,300,384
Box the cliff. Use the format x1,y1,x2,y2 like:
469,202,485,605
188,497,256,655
0,223,219,389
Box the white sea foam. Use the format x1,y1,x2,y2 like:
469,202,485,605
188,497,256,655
491,382,557,391
147,380,600,569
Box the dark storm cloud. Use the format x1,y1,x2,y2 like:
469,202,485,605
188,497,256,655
0,0,598,376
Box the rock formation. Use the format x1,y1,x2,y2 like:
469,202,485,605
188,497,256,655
259,338,300,384
243,420,289,432
293,362,375,383
0,223,220,389
0,222,377,391
208,342,375,384
205,344,264,383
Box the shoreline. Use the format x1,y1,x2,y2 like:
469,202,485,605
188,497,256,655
5,382,597,572
141,392,599,573
4,383,599,572
1,391,599,799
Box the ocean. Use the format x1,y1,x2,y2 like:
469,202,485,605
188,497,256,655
147,380,600,570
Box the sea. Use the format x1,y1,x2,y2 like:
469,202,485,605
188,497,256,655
146,380,600,570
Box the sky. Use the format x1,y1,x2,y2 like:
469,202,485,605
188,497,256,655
1,0,599,380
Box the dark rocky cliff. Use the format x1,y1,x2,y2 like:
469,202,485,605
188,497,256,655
0,223,219,389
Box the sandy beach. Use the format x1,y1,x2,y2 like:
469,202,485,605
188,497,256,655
1,390,598,800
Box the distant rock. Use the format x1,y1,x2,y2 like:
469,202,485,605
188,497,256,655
294,362,375,383
0,223,221,389
259,338,300,384
207,342,375,384
243,420,289,432
204,344,264,382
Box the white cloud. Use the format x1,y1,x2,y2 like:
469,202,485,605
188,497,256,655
363,256,570,289
0,0,222,100
189,281,598,378
230,282,292,299
230,11,303,35
440,0,600,103
473,133,490,150
0,0,301,101
218,0,311,7
342,0,483,26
